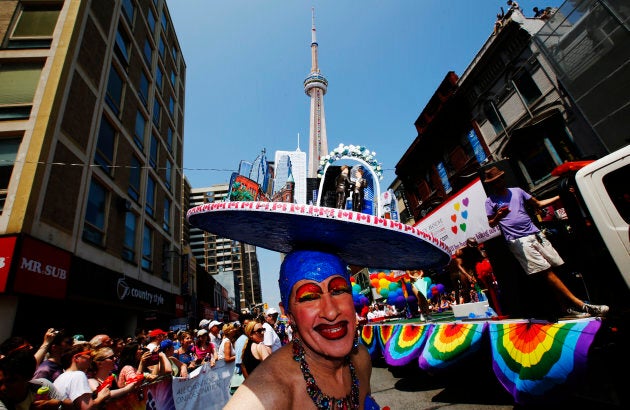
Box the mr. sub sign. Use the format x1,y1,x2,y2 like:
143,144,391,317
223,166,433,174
13,236,71,299
0,236,18,292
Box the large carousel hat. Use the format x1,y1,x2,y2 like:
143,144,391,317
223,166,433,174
187,201,449,269
188,202,450,312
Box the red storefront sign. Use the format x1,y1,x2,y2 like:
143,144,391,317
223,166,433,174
175,295,185,317
13,236,71,299
0,236,18,292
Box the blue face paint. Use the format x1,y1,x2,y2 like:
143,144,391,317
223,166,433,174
278,250,348,313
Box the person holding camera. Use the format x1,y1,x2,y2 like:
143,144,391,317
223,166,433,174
33,330,74,382
117,342,170,388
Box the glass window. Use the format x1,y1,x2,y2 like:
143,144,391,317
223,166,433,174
147,8,156,33
105,66,123,115
139,70,149,106
171,45,177,61
83,179,107,245
95,116,116,173
158,36,165,60
166,127,173,153
168,96,174,116
483,101,505,134
170,69,176,87
155,66,163,90
0,138,22,213
164,159,172,190
128,155,141,202
465,129,487,164
121,0,135,25
114,25,131,65
123,212,137,262
163,198,170,232
142,224,152,270
146,175,155,216
152,99,161,127
149,134,158,169
161,11,168,32
514,72,542,106
9,4,60,48
604,167,630,224
143,39,152,67
436,161,452,194
134,111,146,149
0,63,42,120
518,138,558,184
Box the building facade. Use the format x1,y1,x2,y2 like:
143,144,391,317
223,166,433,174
394,7,617,223
0,0,186,341
188,185,262,313
392,2,629,319
273,148,306,204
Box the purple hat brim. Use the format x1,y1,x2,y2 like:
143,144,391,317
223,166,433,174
187,202,450,270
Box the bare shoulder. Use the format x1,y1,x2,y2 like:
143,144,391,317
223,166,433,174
351,345,372,376
226,345,300,410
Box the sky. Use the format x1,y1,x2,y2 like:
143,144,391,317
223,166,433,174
168,0,564,311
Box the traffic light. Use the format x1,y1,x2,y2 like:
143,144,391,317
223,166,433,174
263,303,268,310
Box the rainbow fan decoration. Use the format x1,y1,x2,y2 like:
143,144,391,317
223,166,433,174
375,324,395,353
360,324,379,359
383,324,431,366
488,318,602,404
419,322,487,371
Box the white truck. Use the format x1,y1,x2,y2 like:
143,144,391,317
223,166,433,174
574,145,629,288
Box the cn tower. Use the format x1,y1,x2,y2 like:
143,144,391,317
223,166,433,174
304,8,329,178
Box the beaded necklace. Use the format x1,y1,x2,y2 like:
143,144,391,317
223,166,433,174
292,338,360,410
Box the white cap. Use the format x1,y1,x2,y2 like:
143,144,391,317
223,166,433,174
208,320,223,329
197,329,208,337
266,307,279,315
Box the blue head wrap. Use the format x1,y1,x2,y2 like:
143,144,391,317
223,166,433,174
279,250,348,313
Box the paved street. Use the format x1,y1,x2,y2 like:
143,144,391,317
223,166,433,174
370,354,515,410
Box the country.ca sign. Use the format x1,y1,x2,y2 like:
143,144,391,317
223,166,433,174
117,278,165,306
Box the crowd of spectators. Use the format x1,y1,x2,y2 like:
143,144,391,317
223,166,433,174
0,308,291,408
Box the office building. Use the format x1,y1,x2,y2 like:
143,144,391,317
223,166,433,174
0,0,185,340
189,185,262,311
273,148,306,204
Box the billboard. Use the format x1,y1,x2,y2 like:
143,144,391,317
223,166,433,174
227,173,269,202
414,178,501,254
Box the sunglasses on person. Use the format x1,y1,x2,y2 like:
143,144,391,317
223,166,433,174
74,351,92,360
